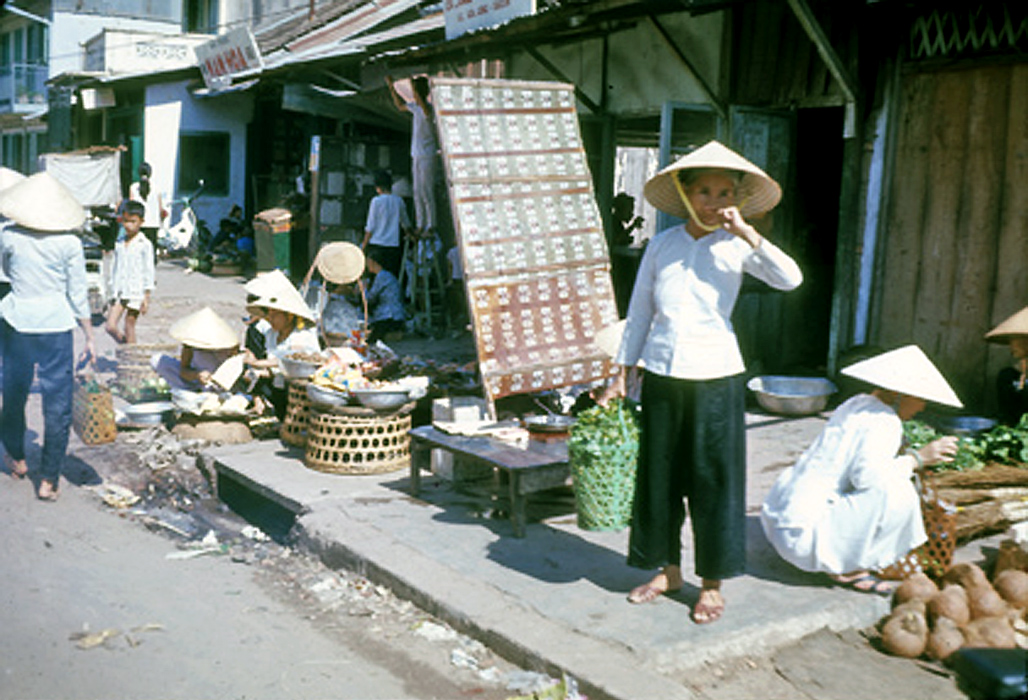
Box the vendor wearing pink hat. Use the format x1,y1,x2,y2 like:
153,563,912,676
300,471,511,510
600,141,803,623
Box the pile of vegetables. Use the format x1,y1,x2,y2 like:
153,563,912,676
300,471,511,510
903,415,1028,472
878,562,1028,660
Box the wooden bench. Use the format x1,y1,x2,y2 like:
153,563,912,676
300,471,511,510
408,425,570,537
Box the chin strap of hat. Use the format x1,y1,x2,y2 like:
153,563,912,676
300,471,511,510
672,173,719,233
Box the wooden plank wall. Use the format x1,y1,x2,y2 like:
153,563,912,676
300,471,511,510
875,64,1028,413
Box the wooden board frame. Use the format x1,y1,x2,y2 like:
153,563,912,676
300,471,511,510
432,77,620,414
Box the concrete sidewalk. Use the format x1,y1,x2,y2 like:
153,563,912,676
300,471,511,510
202,410,980,700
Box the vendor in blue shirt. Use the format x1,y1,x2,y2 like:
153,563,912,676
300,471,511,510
0,173,96,502
363,255,406,343
600,141,803,624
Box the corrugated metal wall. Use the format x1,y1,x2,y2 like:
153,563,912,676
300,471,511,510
874,63,1028,412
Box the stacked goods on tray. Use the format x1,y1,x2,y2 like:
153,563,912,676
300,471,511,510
297,347,429,411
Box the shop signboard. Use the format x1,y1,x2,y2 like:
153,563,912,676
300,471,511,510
443,0,535,40
194,27,263,90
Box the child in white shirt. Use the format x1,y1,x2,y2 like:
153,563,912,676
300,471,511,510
105,199,155,344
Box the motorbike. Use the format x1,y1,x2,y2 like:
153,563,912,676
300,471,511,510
80,208,114,319
159,180,211,259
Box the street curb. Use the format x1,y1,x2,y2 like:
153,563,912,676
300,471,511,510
295,502,696,700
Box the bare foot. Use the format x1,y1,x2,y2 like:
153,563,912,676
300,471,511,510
37,480,59,502
4,454,28,479
627,567,684,604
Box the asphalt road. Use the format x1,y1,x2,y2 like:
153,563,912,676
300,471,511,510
0,465,537,700
0,261,526,700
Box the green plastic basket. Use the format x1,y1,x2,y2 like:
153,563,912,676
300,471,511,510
568,400,639,531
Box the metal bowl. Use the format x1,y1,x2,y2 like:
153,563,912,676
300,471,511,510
523,414,577,433
747,376,837,416
306,382,350,409
122,400,176,425
279,356,323,379
935,415,997,436
350,387,410,410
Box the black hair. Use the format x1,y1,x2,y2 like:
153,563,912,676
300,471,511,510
678,167,743,188
138,162,152,200
122,199,145,218
412,76,430,100
374,170,392,190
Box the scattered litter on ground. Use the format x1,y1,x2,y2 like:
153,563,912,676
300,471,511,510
70,627,121,650
505,674,585,700
413,619,460,642
92,482,140,508
241,525,269,541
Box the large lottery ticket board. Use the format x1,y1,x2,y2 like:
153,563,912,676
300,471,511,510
432,77,620,406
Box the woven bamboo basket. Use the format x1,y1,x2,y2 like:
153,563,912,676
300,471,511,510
116,363,162,387
304,403,413,475
72,379,117,445
280,379,310,447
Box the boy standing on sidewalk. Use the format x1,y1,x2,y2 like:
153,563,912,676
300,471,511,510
105,200,155,344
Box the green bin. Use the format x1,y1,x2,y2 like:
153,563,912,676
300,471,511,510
254,208,292,272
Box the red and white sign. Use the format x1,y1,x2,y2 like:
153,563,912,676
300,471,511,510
443,0,535,40
194,27,263,90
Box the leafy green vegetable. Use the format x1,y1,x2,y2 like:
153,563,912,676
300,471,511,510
903,415,1028,472
568,399,640,457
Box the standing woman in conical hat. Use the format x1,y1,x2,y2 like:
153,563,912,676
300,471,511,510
0,172,95,501
601,141,803,623
984,306,1028,426
0,167,26,305
760,346,961,594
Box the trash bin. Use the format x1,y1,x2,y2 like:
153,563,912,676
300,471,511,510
254,208,292,273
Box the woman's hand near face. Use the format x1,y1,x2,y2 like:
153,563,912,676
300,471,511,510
718,206,762,248
918,436,959,466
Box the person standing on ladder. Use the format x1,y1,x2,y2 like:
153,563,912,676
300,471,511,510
387,74,446,335
386,75,438,238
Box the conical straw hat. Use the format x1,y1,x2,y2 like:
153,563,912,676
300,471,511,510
169,307,240,350
244,269,292,298
0,171,85,232
643,140,782,220
840,345,962,408
985,306,1028,344
246,272,315,323
0,167,25,192
316,242,365,285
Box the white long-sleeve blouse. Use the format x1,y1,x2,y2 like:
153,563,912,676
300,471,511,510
615,224,802,379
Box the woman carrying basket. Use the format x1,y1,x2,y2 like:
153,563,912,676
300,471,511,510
761,345,961,595
0,173,95,501
600,141,803,623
